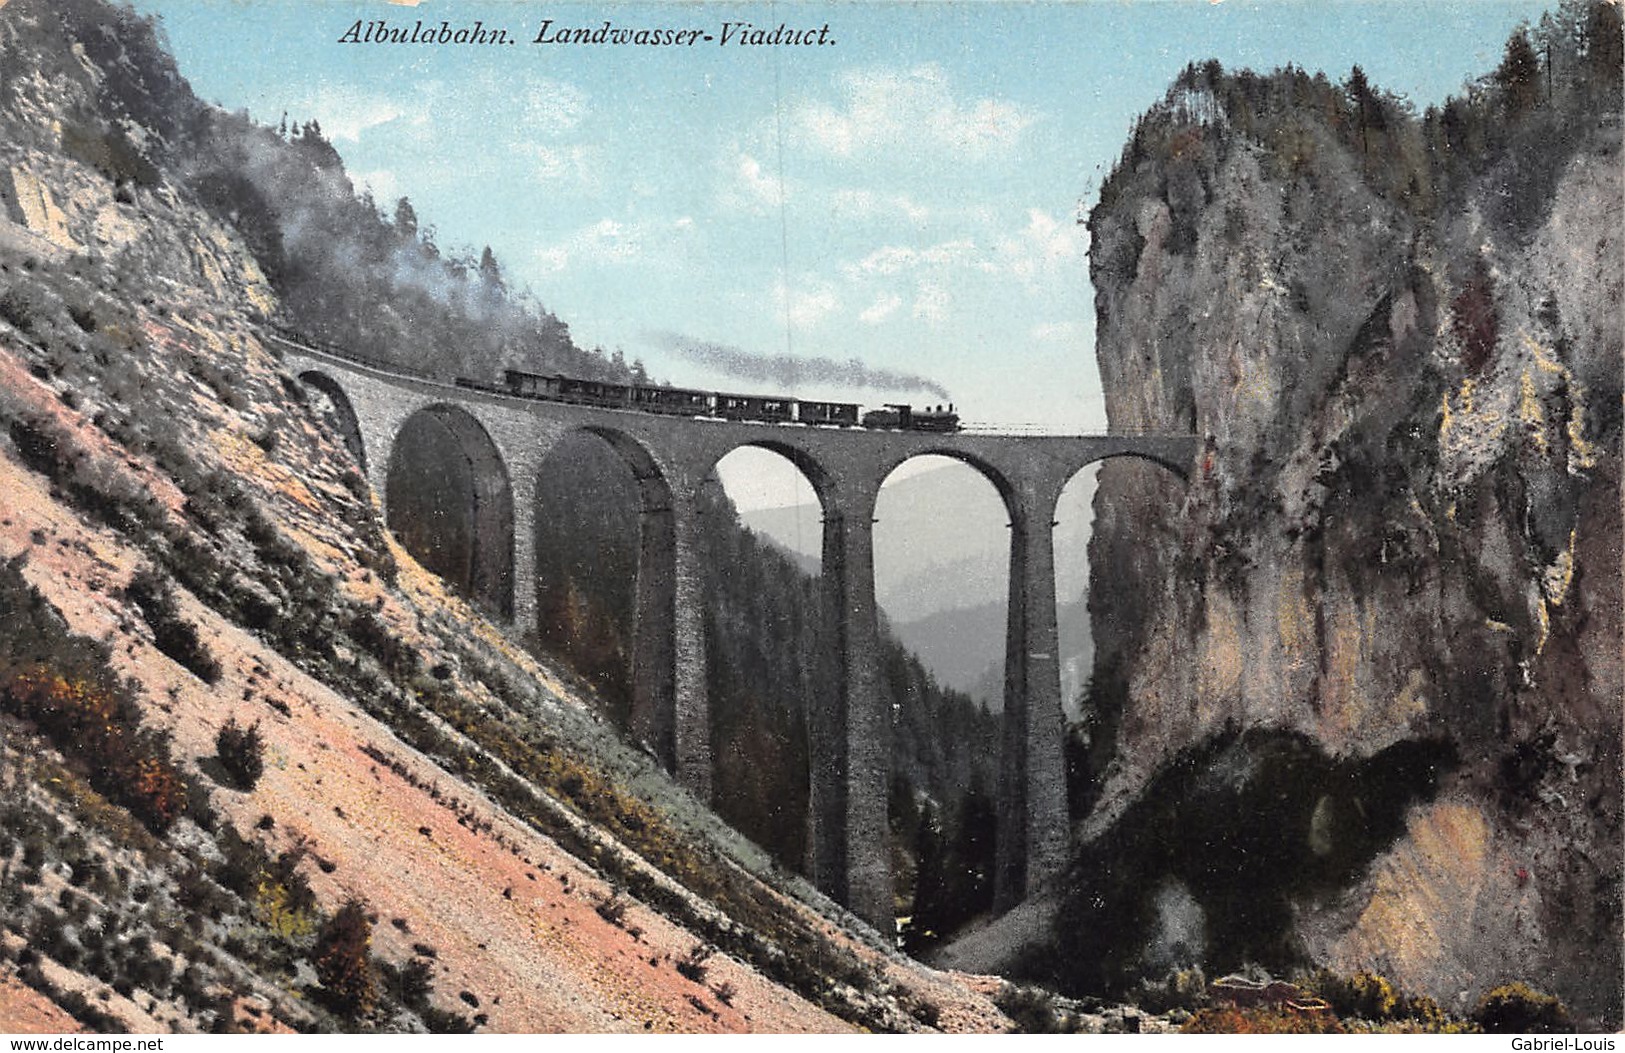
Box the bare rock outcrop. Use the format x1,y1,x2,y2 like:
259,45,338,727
1072,51,1621,1025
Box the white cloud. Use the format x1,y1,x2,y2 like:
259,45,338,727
771,277,840,330
534,246,570,273
460,66,588,133
832,189,931,223
514,142,600,185
791,288,839,330
735,152,787,209
848,246,916,278
845,239,980,279
829,208,1083,335
847,210,1079,284
296,85,421,142
298,74,586,148
517,78,589,131
534,215,696,272
796,64,1036,160
911,280,950,327
997,208,1085,283
1030,320,1081,342
859,293,903,325
580,219,642,263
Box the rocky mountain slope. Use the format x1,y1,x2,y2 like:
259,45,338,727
0,0,1027,1033
1064,8,1621,1027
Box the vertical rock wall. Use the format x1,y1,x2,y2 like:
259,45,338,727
1084,72,1621,1022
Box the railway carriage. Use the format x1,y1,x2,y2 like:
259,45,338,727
631,385,713,415
557,377,631,407
714,392,794,423
795,399,860,427
502,369,560,398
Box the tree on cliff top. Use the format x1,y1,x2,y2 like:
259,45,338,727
1496,26,1544,121
1100,1,1620,232
1346,65,1382,154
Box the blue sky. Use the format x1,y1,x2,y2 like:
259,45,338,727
130,0,1553,433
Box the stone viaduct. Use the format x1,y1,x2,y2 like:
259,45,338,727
272,334,1197,931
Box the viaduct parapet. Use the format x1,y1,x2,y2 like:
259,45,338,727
273,335,1197,931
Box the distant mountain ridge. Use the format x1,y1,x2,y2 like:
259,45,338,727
741,463,1097,704
891,596,1093,713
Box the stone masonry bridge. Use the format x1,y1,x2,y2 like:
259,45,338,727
272,334,1197,930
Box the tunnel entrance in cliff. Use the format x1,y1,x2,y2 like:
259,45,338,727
385,404,514,621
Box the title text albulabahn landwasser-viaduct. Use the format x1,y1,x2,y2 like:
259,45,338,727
337,19,835,48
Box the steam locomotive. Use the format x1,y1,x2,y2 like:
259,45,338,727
452,368,962,432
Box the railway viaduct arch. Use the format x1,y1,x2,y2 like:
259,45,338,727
274,335,1197,930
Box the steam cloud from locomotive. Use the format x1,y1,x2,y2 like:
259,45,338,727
643,329,953,400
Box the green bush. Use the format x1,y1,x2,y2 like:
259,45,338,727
1134,965,1210,1013
1306,967,1398,1021
593,891,628,928
676,943,714,983
0,287,40,334
1401,993,1450,1030
126,567,222,683
1,665,189,836
313,897,376,1018
1473,983,1572,1034
994,983,1076,1033
1182,1005,1346,1034
215,718,265,790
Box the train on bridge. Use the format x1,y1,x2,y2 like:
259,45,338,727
454,368,963,432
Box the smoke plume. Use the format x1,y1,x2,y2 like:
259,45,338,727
643,330,951,399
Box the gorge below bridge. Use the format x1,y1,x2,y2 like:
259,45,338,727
272,333,1199,931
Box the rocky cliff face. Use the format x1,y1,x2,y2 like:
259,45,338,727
1079,44,1621,1024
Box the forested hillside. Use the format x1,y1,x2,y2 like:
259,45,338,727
531,443,1004,943
0,0,637,385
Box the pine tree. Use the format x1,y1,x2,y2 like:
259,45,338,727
393,197,419,242
1496,26,1543,121
1583,0,1623,94
478,246,504,292
1346,65,1376,153
1535,13,1561,99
